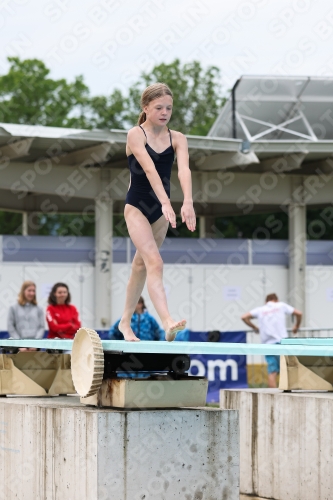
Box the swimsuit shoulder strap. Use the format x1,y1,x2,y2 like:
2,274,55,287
139,125,173,149
138,125,147,144
168,127,173,147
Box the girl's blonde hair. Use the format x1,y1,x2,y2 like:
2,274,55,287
18,281,37,306
138,82,173,125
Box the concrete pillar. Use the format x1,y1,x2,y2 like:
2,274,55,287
22,211,39,235
288,202,306,319
0,396,240,500
22,212,28,236
221,389,333,500
199,215,216,238
95,170,113,329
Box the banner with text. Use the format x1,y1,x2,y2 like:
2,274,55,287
187,331,248,403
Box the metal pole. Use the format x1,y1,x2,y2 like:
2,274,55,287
248,239,253,265
231,79,240,139
22,212,28,236
126,237,131,265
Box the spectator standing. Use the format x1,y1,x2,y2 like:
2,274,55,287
241,293,302,388
46,283,81,339
109,296,164,341
7,281,45,351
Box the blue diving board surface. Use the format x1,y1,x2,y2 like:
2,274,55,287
282,337,333,346
1,339,333,356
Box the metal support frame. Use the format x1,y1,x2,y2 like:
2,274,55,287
231,79,241,139
0,138,34,160
236,111,318,142
280,354,333,390
0,352,75,396
50,142,114,166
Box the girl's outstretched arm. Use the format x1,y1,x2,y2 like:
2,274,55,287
174,132,196,232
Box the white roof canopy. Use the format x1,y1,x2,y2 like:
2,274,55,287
209,75,333,142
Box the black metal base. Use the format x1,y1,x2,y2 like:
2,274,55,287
103,352,190,378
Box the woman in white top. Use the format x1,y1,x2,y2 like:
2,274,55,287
7,281,45,351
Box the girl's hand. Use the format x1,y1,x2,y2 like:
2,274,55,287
162,201,177,228
181,201,196,232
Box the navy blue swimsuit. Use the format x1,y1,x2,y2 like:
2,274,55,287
125,125,174,224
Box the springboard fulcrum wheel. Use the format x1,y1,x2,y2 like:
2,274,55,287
71,328,104,397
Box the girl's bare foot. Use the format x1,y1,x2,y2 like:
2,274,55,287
118,320,140,342
164,319,187,342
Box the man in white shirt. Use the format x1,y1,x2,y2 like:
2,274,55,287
241,293,302,388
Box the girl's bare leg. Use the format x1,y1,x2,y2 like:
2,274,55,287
119,213,169,341
119,205,186,341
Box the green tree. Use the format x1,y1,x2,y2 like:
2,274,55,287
37,214,129,237
0,212,22,235
0,57,90,128
214,209,333,241
125,59,225,135
214,213,289,239
88,90,128,130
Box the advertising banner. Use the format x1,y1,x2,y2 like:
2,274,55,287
187,331,248,403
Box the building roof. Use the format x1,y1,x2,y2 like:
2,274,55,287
1,76,333,175
209,75,333,142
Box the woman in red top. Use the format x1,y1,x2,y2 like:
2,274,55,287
46,282,81,339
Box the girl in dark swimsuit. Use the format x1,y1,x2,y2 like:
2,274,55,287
119,82,196,342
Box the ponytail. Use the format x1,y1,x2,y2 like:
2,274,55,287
137,111,146,125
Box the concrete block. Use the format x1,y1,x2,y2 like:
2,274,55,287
221,389,333,500
0,396,239,500
81,377,208,408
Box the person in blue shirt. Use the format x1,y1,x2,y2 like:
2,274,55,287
109,296,164,341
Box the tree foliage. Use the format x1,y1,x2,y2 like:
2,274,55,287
88,89,128,130
215,213,289,239
0,212,22,235
0,57,90,128
0,57,226,236
124,59,225,135
0,57,224,134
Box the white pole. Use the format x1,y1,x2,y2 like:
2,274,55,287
126,237,131,265
22,212,28,236
95,171,113,330
248,239,253,265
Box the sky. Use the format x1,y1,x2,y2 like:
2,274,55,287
1,0,333,97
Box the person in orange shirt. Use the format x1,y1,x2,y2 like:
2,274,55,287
46,282,81,339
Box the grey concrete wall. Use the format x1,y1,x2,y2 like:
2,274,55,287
0,397,98,499
221,389,333,500
0,396,239,500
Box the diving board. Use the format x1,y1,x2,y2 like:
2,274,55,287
282,337,333,346
1,338,333,356
1,331,333,401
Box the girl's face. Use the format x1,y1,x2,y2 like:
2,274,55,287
24,286,36,303
54,286,68,304
144,95,173,126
